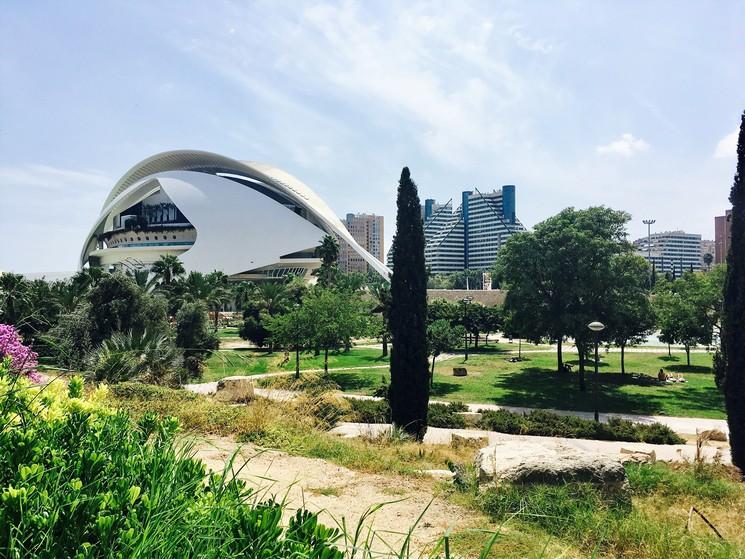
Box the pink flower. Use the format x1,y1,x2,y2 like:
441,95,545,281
0,323,40,380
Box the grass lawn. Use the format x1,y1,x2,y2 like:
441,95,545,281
217,326,240,338
202,347,389,382
329,349,725,419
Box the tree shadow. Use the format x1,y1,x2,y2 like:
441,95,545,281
484,367,724,417
430,380,465,398
658,355,681,362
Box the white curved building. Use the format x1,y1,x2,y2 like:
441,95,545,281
81,150,390,281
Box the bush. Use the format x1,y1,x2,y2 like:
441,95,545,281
347,398,391,423
0,361,346,558
477,409,685,445
86,330,183,384
175,301,219,370
296,391,352,429
427,402,467,429
259,372,341,393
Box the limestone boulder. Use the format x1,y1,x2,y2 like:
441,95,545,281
215,376,255,403
699,429,728,442
456,411,482,425
453,367,468,377
475,441,628,492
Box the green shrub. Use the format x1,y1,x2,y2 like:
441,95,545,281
427,402,467,429
626,463,740,501
477,409,685,444
260,372,341,393
86,330,183,384
347,397,391,423
0,360,346,558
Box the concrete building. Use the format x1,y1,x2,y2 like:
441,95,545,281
701,239,716,269
338,213,384,274
634,230,702,275
387,186,524,274
81,150,390,282
715,210,732,264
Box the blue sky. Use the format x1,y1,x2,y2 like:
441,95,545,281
1,1,743,273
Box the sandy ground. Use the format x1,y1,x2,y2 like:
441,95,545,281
192,436,475,555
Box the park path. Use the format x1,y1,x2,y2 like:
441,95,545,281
192,436,476,554
329,423,731,464
184,376,728,437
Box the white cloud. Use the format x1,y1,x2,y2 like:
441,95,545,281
596,133,650,157
713,128,738,158
0,164,111,191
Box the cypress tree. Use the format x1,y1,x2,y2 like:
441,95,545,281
388,167,429,440
723,110,745,474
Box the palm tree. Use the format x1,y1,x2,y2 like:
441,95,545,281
255,282,290,316
151,254,185,286
181,271,210,301
206,285,234,331
233,281,255,310
703,252,714,271
128,269,157,291
0,273,30,325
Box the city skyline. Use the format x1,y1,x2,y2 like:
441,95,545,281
1,1,743,273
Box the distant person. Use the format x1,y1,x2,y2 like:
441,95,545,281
658,368,667,382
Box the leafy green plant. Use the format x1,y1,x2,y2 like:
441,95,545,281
86,330,183,384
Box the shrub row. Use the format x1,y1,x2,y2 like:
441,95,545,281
346,398,684,445
476,409,685,445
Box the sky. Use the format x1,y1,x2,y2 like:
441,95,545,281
1,0,743,273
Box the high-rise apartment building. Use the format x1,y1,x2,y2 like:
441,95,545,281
634,231,702,275
338,213,384,274
715,210,732,264
387,186,524,274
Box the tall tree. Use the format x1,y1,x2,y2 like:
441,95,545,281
606,254,655,374
388,167,429,440
723,110,745,474
266,304,311,379
497,207,632,385
427,319,464,385
314,235,340,287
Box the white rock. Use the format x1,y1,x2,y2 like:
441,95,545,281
215,376,255,403
475,440,628,491
456,411,483,424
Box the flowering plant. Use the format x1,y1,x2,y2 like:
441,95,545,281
0,323,41,383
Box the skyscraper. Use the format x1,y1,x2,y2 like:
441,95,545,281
387,185,524,274
338,213,384,274
715,209,732,264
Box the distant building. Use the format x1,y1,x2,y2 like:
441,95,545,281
388,186,524,274
634,231,702,275
714,210,732,264
701,239,715,269
338,213,384,274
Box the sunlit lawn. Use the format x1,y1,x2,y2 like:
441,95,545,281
328,349,724,419
202,347,389,382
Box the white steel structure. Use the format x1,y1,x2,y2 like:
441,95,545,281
81,150,390,281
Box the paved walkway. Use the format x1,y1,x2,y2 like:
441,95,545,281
330,423,731,464
184,376,728,436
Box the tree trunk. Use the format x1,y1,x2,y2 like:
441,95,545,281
474,332,479,348
557,338,563,373
382,335,388,357
213,309,219,332
295,347,300,380
324,348,329,374
668,343,672,357
686,345,691,367
314,344,320,357
430,354,437,387
620,342,626,375
578,345,586,392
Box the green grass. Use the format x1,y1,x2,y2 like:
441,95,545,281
329,349,725,419
201,347,389,382
217,326,240,338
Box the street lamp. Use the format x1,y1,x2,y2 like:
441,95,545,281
461,296,473,361
587,321,605,422
642,219,656,261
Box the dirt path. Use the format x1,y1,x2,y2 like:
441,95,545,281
192,436,475,555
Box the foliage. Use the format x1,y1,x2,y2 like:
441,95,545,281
46,305,94,369
477,409,684,444
0,362,346,558
347,398,391,423
496,207,634,379
86,330,183,384
653,271,720,366
175,300,219,365
427,320,464,376
0,323,40,381
86,273,169,346
301,287,369,372
389,167,430,440
723,109,745,473
265,305,312,376
150,253,185,285
313,234,340,287
426,402,467,429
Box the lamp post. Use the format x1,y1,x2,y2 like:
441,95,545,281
587,321,605,422
642,219,656,261
461,296,473,361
